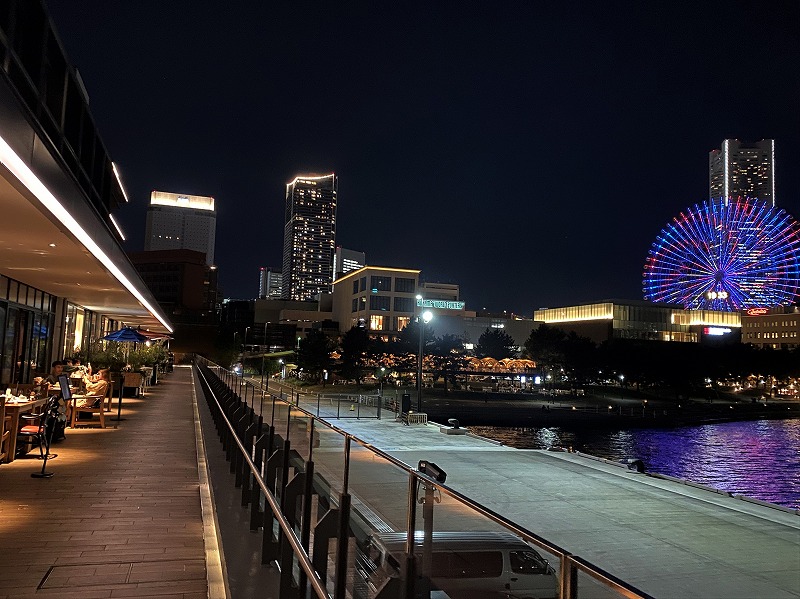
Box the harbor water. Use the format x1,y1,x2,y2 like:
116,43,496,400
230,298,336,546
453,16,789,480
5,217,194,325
471,418,800,510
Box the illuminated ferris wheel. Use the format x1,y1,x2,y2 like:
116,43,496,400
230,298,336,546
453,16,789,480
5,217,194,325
642,198,800,311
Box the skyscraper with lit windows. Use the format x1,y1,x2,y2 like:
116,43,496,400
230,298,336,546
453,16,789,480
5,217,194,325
281,174,337,301
709,139,775,205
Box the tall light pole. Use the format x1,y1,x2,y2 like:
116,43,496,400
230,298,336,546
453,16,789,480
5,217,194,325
244,326,251,352
417,309,433,412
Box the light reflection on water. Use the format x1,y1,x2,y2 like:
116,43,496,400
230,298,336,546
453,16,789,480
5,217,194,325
471,418,800,510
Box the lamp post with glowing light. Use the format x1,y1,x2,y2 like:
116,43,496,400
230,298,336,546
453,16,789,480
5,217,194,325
417,310,433,412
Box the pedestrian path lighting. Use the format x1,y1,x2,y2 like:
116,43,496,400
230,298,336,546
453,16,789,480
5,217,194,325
417,309,433,412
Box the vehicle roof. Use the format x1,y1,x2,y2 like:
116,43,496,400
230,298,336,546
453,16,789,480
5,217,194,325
373,531,535,552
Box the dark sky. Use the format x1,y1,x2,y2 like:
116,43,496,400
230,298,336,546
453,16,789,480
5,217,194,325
45,1,800,315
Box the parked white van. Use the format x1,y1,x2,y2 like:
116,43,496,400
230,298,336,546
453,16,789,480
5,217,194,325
355,530,559,599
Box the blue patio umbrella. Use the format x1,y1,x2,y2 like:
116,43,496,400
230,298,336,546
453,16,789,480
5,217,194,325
102,327,148,343
100,327,147,424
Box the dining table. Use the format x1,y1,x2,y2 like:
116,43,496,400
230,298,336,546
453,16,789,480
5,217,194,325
2,396,47,463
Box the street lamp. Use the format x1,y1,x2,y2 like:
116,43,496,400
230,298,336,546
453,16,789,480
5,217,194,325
379,366,386,397
244,326,251,352
417,309,433,412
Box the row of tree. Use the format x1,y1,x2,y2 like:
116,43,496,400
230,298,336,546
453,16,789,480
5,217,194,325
293,322,800,390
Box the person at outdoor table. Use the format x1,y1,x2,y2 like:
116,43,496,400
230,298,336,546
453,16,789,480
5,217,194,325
75,369,110,409
70,358,88,377
44,360,64,386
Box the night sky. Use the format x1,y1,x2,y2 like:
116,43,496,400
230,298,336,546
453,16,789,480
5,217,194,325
45,2,800,315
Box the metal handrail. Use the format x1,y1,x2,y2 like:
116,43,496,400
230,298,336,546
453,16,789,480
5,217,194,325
196,356,651,599
195,362,330,599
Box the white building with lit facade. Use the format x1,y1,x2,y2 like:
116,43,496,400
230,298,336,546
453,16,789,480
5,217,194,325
534,300,741,344
331,266,422,336
144,191,217,265
709,139,775,205
282,174,337,301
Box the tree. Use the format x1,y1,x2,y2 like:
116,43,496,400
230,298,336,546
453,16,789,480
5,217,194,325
523,324,566,382
296,329,333,384
429,334,471,392
338,325,371,385
562,332,597,385
476,328,517,359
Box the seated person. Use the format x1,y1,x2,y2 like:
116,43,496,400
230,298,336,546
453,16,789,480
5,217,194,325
44,360,65,386
70,358,88,377
75,369,110,409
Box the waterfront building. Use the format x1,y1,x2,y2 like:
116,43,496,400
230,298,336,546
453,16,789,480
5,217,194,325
534,300,741,344
144,191,217,265
282,174,337,301
333,246,365,281
709,139,775,205
331,266,420,336
0,1,170,384
740,306,800,349
258,266,282,299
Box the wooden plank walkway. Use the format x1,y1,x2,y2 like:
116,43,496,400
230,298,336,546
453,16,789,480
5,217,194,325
0,366,210,599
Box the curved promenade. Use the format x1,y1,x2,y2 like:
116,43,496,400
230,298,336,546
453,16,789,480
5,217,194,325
321,413,799,598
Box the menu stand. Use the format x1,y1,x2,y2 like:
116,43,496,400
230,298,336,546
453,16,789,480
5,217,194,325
32,399,58,479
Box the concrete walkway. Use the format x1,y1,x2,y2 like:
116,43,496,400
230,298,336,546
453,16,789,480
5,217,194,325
0,366,213,599
314,410,800,599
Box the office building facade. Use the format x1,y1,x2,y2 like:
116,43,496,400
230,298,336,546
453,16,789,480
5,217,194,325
282,174,337,301
741,306,800,350
333,246,365,280
332,266,420,335
145,191,217,264
259,266,282,299
709,139,775,205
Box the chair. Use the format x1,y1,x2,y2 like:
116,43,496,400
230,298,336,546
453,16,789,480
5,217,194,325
123,372,144,398
0,397,11,463
70,393,106,428
103,381,114,412
16,397,59,459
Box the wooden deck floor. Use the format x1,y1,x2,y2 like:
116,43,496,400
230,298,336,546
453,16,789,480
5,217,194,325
0,366,209,599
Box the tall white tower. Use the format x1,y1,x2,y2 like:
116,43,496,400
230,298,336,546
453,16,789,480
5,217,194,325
144,191,216,265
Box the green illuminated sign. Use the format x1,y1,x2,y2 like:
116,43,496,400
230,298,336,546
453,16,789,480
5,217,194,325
416,299,465,310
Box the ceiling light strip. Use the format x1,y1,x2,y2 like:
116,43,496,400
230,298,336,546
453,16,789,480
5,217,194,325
108,213,126,241
0,133,173,332
111,161,129,202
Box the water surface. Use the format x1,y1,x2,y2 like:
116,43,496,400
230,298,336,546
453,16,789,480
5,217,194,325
470,418,800,510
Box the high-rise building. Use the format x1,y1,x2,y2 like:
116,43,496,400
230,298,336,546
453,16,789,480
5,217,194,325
281,174,337,301
258,266,282,299
145,191,217,264
333,246,366,280
709,139,775,205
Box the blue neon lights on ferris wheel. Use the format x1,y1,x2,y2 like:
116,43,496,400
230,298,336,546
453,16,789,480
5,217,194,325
643,197,800,311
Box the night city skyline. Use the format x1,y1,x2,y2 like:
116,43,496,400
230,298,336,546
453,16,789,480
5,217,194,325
45,1,800,315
